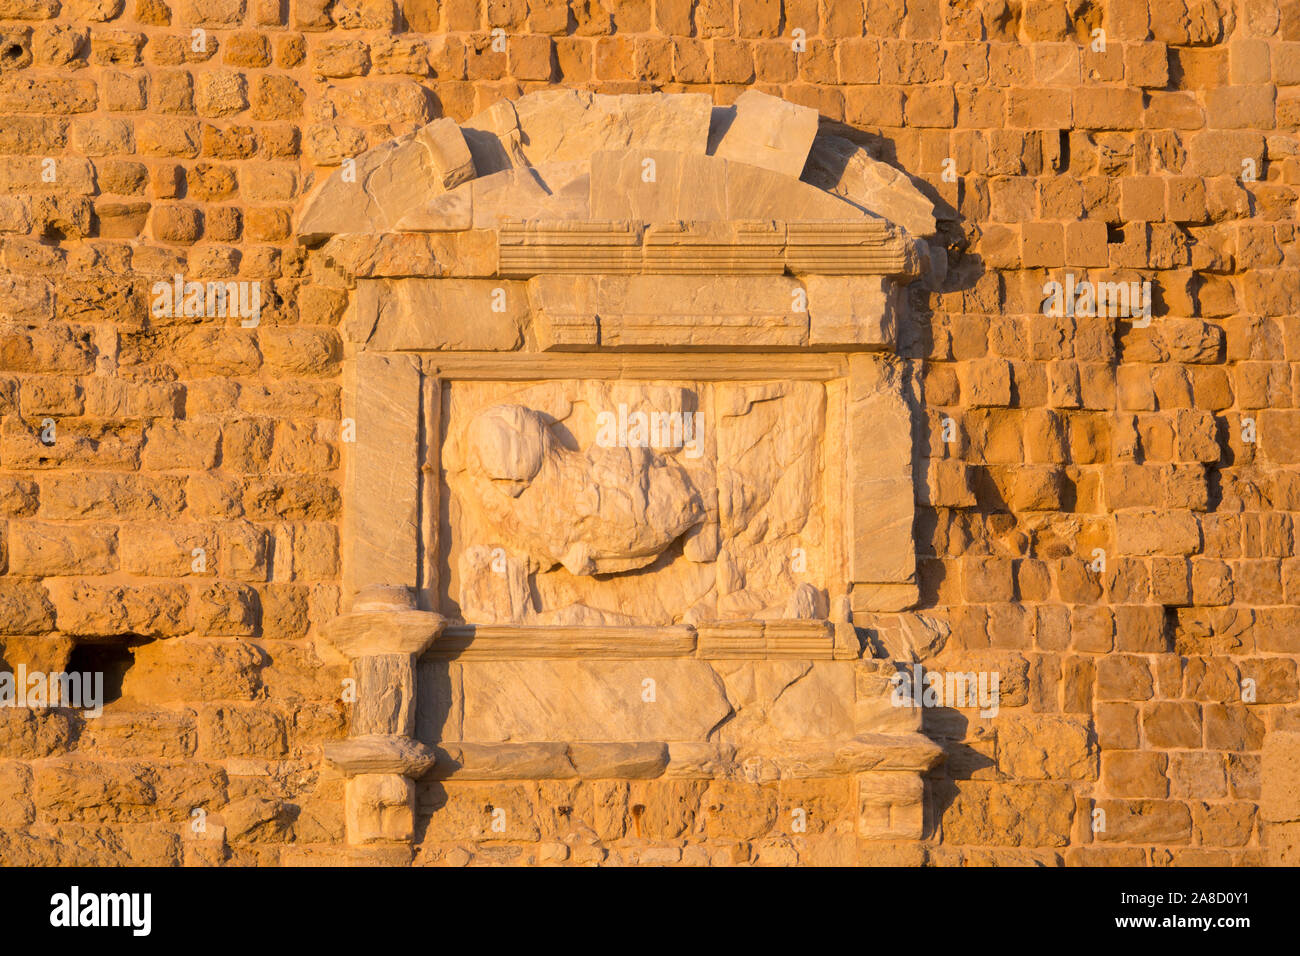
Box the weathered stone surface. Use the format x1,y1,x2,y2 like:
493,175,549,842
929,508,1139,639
346,773,414,843
802,134,937,237
325,735,437,777
343,352,421,598
512,90,712,166
847,355,915,585
857,771,925,840
997,716,1097,781
1261,732,1300,823
806,275,898,348
709,90,819,179
568,742,669,779
298,118,475,242
358,278,526,350
459,661,732,742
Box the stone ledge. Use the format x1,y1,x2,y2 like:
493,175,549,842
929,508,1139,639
424,735,941,780
323,609,447,658
430,622,862,661
324,735,438,777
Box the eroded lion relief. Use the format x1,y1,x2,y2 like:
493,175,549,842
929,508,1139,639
442,379,834,628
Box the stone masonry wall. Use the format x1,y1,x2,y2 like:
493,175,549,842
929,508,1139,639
0,0,1297,865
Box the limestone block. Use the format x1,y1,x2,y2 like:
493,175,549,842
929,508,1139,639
513,90,712,165
459,660,732,742
465,163,590,229
298,118,475,242
859,612,949,662
429,625,698,660
358,278,527,351
322,231,498,280
590,149,727,221
726,161,862,221
763,662,854,740
857,771,925,840
847,355,915,584
1261,732,1300,822
641,221,786,274
851,582,921,613
344,352,421,597
460,98,526,176
802,133,938,238
709,90,820,179
696,620,838,659
500,220,643,276
353,653,417,737
602,275,809,348
805,275,899,349
997,716,1097,781
785,221,915,275
345,773,414,844
855,663,923,734
750,733,941,777
393,184,471,232
665,742,737,778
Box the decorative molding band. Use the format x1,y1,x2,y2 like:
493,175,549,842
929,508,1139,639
429,621,858,661
432,625,697,660
498,219,914,277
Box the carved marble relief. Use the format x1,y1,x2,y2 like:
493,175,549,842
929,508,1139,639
442,378,832,627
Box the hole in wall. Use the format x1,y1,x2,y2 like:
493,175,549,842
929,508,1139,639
66,635,150,709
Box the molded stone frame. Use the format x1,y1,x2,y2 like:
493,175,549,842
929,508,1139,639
299,91,945,861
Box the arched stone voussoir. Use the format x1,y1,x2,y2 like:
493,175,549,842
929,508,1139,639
455,89,715,177
297,116,476,244
803,133,938,239
396,160,591,232
395,150,872,233
296,89,938,245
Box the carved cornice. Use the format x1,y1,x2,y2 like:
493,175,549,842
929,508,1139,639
498,218,917,278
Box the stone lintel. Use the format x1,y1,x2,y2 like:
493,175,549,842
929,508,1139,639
519,273,895,351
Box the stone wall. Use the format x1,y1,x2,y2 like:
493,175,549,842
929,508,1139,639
0,0,1297,866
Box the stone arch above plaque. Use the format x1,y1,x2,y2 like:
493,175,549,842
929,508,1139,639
297,90,945,853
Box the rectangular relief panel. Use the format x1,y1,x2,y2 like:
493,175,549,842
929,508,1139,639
433,374,843,629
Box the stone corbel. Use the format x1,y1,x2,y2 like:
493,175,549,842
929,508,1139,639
321,586,445,847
